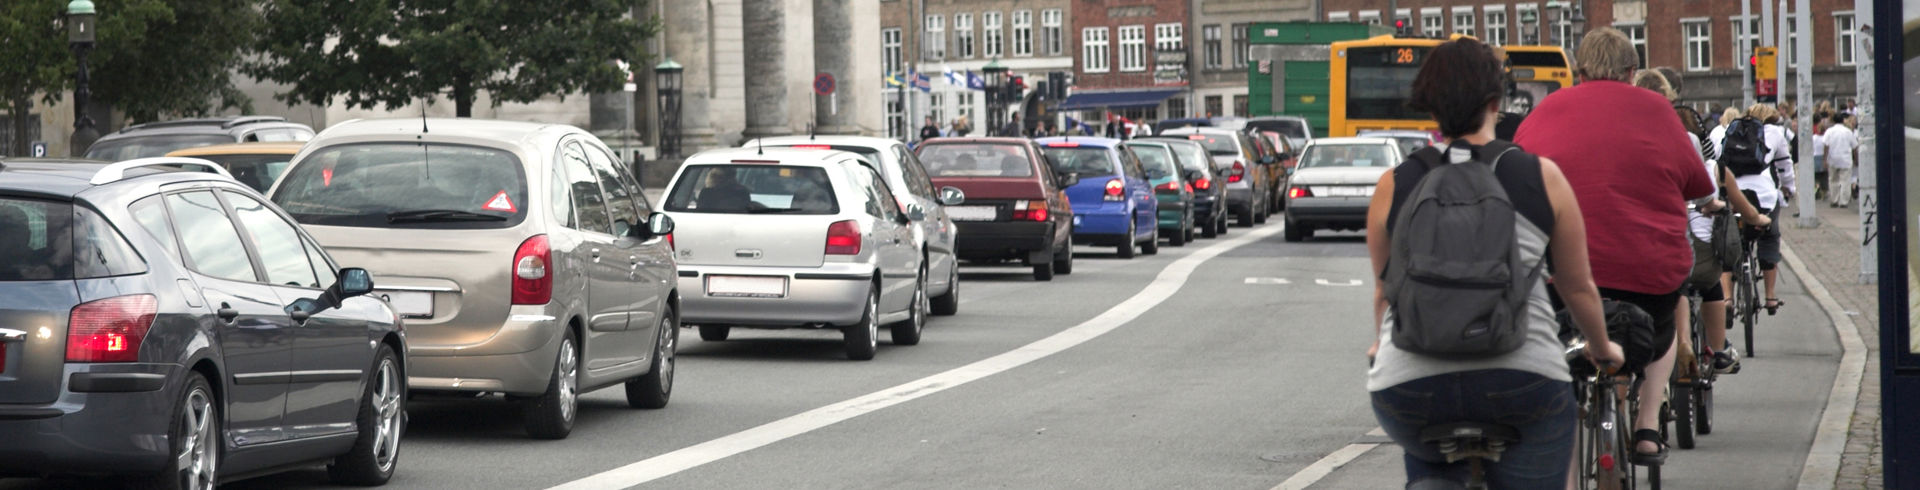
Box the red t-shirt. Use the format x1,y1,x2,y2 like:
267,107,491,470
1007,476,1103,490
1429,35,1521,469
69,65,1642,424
1514,80,1715,295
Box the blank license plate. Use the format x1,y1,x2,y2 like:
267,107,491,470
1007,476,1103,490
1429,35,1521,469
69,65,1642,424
1314,186,1374,197
706,275,788,298
946,206,997,221
375,291,434,318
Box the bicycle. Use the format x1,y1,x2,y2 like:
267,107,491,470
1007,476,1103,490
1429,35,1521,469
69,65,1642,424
1732,223,1763,357
1412,422,1520,490
1669,284,1719,450
1568,339,1639,490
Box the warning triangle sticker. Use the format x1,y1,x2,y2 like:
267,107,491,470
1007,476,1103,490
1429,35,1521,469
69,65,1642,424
483,191,516,212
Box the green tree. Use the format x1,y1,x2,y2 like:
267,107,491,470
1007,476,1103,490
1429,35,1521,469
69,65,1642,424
249,0,659,118
92,0,263,123
0,0,171,155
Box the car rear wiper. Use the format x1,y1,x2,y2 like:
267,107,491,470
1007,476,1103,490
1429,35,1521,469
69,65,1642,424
386,209,508,223
747,208,815,214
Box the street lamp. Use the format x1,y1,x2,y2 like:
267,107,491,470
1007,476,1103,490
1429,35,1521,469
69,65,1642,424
653,58,684,159
67,0,98,157
982,59,1008,136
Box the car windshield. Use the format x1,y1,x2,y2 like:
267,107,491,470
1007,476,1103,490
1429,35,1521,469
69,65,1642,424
1300,144,1397,168
271,143,528,229
1361,136,1431,157
191,154,293,192
84,134,234,161
1249,119,1310,141
664,165,839,214
1171,133,1239,155
1124,144,1179,179
918,143,1034,178
1039,147,1116,177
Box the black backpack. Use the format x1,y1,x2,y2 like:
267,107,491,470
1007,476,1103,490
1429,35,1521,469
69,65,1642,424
1721,117,1770,176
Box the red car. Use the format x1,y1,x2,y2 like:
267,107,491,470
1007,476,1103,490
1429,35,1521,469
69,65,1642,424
915,138,1078,281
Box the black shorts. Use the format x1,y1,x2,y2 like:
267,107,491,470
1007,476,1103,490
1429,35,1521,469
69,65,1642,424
1598,287,1679,363
1698,281,1726,302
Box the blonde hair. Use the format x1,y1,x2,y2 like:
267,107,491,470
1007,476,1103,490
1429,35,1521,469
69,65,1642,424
1574,28,1639,82
1720,107,1743,126
1746,103,1778,123
1631,70,1676,101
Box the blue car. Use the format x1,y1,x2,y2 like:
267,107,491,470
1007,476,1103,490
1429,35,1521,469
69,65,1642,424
1035,137,1159,258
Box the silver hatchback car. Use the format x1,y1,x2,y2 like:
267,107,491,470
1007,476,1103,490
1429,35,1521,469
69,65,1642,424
661,148,933,361
268,118,680,439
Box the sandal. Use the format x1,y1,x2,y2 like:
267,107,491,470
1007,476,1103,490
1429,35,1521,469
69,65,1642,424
1766,297,1785,316
1629,428,1669,466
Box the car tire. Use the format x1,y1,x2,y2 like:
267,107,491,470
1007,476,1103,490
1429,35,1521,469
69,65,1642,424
1284,218,1307,242
626,307,677,409
1237,207,1254,227
1117,224,1137,259
1183,216,1196,243
132,373,218,490
524,331,579,439
1142,227,1160,255
1254,201,1269,224
1202,213,1220,238
1217,213,1231,235
1053,237,1075,275
844,287,880,360
698,324,730,341
890,268,928,346
1169,214,1188,247
931,264,959,316
1032,262,1055,281
329,344,404,486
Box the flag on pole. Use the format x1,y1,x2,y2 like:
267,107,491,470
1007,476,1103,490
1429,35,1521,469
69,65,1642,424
914,73,932,92
945,67,964,86
965,71,986,91
1064,116,1095,135
885,72,903,88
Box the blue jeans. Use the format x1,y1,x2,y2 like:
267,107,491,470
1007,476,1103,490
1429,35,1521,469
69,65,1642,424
1371,369,1576,488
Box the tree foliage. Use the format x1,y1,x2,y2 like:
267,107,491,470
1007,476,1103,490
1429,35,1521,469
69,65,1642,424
248,0,659,117
93,0,263,122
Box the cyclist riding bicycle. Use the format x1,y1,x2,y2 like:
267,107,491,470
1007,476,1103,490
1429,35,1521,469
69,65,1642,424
1512,28,1716,468
1365,37,1623,489
1737,103,1795,318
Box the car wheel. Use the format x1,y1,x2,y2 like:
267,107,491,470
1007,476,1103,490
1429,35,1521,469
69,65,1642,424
626,307,677,409
1202,212,1220,238
931,264,959,316
1032,262,1055,281
1117,224,1137,259
1141,227,1160,255
1053,236,1075,275
524,331,578,439
1168,215,1188,247
329,345,404,485
698,324,730,341
1284,217,1306,242
1237,207,1255,227
1183,215,1196,243
844,287,880,360
1254,201,1269,224
891,268,928,346
133,373,218,490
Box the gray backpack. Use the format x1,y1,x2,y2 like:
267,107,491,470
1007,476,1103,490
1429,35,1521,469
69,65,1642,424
1383,142,1543,359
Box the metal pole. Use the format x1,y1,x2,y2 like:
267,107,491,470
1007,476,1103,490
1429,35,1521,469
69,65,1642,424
1853,0,1876,283
1760,0,1773,47
1775,0,1788,96
1794,0,1816,228
1742,0,1754,108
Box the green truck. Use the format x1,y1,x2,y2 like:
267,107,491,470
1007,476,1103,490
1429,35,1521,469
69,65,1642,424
1246,22,1392,136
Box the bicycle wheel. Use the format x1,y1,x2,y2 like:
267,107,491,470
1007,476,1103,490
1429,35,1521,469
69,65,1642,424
1672,382,1694,449
1615,391,1638,490
1696,380,1714,435
1740,256,1758,358
1576,381,1600,489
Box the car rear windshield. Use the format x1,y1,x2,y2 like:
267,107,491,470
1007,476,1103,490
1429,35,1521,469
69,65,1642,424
664,165,839,214
1301,144,1397,168
192,154,292,192
1040,147,1117,177
1248,120,1310,141
85,134,234,161
1172,133,1240,156
271,143,529,229
1124,145,1180,178
0,198,145,281
917,143,1034,178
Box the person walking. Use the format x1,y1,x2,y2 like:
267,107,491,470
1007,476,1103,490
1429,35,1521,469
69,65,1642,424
919,116,943,142
951,116,973,137
1365,37,1623,489
1513,27,1716,468
1813,116,1830,201
1825,112,1860,208
1000,112,1023,138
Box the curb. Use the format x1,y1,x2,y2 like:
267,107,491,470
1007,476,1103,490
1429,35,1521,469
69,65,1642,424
1784,242,1869,490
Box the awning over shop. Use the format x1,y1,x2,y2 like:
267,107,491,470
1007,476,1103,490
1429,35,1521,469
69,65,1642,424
1056,88,1184,110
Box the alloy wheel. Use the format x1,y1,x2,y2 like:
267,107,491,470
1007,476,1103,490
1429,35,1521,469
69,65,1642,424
658,317,677,393
558,339,578,423
372,358,403,472
180,388,217,490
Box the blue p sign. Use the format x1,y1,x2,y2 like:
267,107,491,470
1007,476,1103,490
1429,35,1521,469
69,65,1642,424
30,142,47,157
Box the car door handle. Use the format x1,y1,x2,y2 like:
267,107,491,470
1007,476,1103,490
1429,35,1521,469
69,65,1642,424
591,248,602,261
217,304,239,323
289,309,311,325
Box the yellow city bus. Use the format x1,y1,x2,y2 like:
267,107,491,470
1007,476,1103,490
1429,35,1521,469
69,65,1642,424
1327,34,1572,137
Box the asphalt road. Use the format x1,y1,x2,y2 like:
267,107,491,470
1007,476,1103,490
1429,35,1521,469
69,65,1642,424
0,217,1842,490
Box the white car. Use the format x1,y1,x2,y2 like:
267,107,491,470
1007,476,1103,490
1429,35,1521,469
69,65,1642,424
741,135,963,315
660,148,939,360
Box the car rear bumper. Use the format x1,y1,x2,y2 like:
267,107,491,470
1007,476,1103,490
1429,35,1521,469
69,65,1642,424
953,221,1056,260
409,304,564,395
1154,199,1188,229
1286,197,1370,227
677,263,877,327
1071,203,1133,235
0,364,181,477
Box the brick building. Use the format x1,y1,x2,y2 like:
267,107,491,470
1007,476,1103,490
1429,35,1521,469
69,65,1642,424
881,0,1076,138
1190,0,1316,119
1062,0,1192,125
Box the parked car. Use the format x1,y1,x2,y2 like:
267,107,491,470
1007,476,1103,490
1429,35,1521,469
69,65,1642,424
1244,132,1287,213
86,116,315,161
660,148,938,360
1356,129,1441,158
1260,131,1302,211
1281,137,1403,241
1150,138,1230,238
742,135,962,315
914,138,1075,281
0,157,405,486
1121,140,1199,246
268,118,679,439
1033,137,1159,258
165,141,305,192
1246,116,1315,145
1150,128,1270,227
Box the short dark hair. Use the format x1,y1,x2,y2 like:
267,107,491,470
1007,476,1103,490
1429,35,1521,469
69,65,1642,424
1408,38,1505,139
1832,113,1851,124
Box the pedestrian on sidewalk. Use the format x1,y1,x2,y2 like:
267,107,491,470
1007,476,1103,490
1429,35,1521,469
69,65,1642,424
1813,116,1830,202
1824,112,1859,208
919,116,943,142
1364,36,1622,489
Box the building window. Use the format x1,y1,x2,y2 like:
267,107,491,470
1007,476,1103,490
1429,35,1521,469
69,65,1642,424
1203,25,1223,69
1732,16,1759,69
883,28,902,76
1453,7,1476,37
1233,95,1248,117
1516,4,1539,44
925,15,945,61
929,92,944,126
1785,17,1799,67
1119,25,1147,72
1683,20,1711,72
1167,97,1188,119
887,95,904,139
1011,10,1033,57
1618,24,1646,68
1232,23,1249,68
1837,13,1857,66
1205,95,1223,118
1484,7,1507,46
1155,23,1183,52
1552,8,1573,50
1327,11,1351,22
984,11,1003,58
956,92,974,128
1360,11,1382,25
956,14,975,59
1042,9,1063,56
1083,27,1110,73
1422,10,1444,38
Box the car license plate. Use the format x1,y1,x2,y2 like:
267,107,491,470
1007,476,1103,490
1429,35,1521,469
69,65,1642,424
946,206,997,221
706,275,788,298
375,290,434,319
1314,186,1374,197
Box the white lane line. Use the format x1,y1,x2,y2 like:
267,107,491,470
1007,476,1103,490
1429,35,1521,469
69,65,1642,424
1782,243,1866,490
1270,443,1381,490
550,225,1283,490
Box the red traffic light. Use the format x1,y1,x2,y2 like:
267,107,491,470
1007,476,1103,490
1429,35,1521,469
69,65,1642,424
1395,19,1406,29
1750,55,1758,66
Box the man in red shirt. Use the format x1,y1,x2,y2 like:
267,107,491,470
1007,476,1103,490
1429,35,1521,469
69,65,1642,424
1513,27,1715,467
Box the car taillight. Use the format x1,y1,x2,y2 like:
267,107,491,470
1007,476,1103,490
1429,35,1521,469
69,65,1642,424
1228,162,1245,183
1288,186,1312,199
665,232,675,250
826,220,861,255
1104,179,1124,201
1194,177,1212,190
1155,181,1180,192
512,235,552,305
1012,200,1049,221
66,295,157,363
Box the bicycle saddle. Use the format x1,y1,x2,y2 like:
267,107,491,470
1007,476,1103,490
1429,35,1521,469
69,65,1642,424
1419,422,1521,463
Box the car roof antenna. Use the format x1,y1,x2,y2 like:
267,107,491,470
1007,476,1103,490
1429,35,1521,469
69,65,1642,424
420,96,429,133
809,122,816,140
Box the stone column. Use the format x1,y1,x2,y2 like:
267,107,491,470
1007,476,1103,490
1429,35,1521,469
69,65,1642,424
813,0,857,134
662,0,718,150
710,0,747,145
742,0,799,139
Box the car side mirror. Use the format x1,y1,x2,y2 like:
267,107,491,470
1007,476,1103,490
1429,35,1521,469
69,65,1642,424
339,268,374,297
1059,172,1081,188
906,203,927,221
642,212,675,239
289,267,374,317
937,186,966,206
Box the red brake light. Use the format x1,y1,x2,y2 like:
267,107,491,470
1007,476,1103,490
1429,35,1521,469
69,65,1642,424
1228,162,1245,183
1155,181,1180,191
1104,178,1125,201
1184,182,1193,192
1012,200,1049,221
792,145,833,150
1187,135,1207,140
512,235,552,305
1288,186,1312,199
1194,177,1212,190
66,295,158,363
826,220,861,255
1046,142,1081,148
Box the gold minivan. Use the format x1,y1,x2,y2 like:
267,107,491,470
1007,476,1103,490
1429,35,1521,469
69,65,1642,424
268,118,679,439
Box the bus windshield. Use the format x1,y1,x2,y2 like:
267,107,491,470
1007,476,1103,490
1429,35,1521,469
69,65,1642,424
1345,46,1431,121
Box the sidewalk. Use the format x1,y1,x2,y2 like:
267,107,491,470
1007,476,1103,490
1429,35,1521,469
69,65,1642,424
1783,203,1884,489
